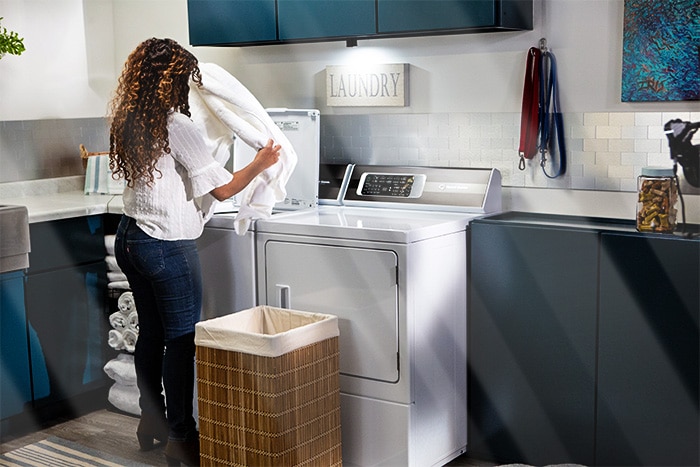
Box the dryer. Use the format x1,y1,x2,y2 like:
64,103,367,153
255,165,502,466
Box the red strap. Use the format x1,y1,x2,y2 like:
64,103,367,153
519,47,541,164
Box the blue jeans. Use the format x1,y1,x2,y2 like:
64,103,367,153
114,215,201,441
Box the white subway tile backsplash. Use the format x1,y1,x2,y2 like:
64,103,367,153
635,112,663,126
3,112,694,196
609,113,635,126
584,138,609,152
571,125,596,139
634,138,662,153
318,111,697,194
596,125,622,139
608,164,635,179
608,138,635,152
621,125,648,139
584,113,610,126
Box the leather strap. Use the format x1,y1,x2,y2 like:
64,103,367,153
539,51,567,178
518,47,542,170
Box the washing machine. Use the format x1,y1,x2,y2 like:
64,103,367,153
197,109,319,319
255,165,502,466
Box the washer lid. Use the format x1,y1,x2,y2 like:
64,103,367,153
255,205,480,242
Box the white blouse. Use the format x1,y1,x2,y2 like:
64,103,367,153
121,111,233,240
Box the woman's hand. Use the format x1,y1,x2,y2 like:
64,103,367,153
252,139,282,172
209,139,282,201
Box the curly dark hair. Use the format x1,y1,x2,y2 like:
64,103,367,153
108,38,202,186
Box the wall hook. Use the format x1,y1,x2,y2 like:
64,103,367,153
539,37,548,53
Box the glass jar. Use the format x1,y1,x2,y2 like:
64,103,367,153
636,166,678,233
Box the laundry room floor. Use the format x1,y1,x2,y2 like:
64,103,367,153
1,408,501,466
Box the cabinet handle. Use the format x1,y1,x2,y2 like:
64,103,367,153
276,284,291,309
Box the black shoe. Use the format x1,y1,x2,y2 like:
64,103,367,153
136,414,169,451
164,436,200,466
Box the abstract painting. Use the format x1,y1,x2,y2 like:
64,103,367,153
621,0,700,102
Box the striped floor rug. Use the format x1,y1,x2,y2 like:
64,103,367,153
0,436,151,467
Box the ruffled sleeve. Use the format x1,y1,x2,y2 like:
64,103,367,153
168,112,233,199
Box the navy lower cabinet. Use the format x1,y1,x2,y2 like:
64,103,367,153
468,216,598,465
24,216,109,418
468,212,700,466
0,271,32,421
597,232,699,466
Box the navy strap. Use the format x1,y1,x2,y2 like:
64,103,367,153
539,51,566,178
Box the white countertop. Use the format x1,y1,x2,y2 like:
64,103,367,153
0,192,122,223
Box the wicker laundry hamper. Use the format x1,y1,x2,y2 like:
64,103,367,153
195,306,342,466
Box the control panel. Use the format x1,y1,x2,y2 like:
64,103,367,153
356,173,426,198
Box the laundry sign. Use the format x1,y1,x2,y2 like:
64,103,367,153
326,63,409,107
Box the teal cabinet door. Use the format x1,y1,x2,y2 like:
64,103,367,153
469,219,597,465
377,0,532,34
378,0,493,33
598,233,699,466
0,271,31,420
25,216,109,411
278,0,375,40
187,0,277,45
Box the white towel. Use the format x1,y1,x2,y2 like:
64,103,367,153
189,62,298,235
105,255,121,272
109,312,127,332
118,291,135,313
84,155,126,195
127,311,139,333
107,272,127,283
104,235,116,256
103,353,138,386
107,383,141,416
108,329,125,350
122,329,138,353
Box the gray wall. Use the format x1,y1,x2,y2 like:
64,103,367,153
0,119,109,183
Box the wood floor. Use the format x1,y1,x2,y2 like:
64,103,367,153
0,408,493,466
0,409,167,466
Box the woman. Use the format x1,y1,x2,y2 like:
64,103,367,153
109,38,280,466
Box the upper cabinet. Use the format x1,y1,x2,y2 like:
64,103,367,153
188,0,277,45
377,0,530,34
278,0,375,41
187,0,533,47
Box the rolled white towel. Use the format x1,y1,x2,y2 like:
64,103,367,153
122,329,138,353
127,311,139,333
108,281,131,290
118,291,135,313
104,234,116,256
103,353,137,386
105,255,121,272
107,271,128,283
108,382,141,416
109,312,127,331
108,329,125,350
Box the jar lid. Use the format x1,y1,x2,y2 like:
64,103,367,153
641,166,675,177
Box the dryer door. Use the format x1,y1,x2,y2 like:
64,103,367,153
263,241,399,383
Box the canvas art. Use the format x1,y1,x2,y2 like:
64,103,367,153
621,0,700,102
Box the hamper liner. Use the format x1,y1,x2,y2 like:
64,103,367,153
195,306,342,467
